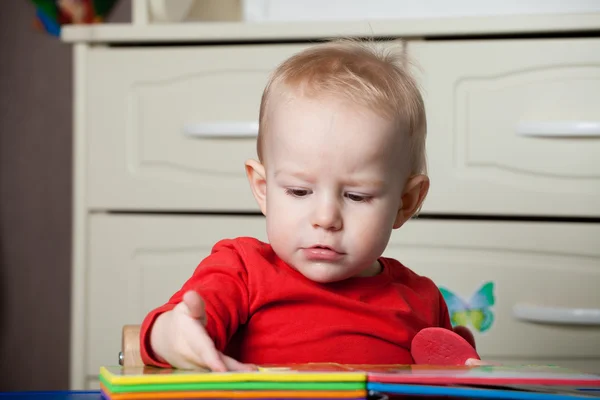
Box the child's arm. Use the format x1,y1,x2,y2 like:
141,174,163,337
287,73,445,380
139,238,258,371
150,290,255,372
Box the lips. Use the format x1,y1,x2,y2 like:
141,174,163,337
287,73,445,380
302,245,344,261
312,244,334,251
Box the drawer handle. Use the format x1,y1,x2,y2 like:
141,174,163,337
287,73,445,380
516,121,600,138
513,304,600,326
183,122,259,138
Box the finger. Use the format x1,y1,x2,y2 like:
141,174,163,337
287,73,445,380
185,327,228,372
182,290,207,323
172,356,211,371
465,358,495,366
176,336,228,373
222,355,258,372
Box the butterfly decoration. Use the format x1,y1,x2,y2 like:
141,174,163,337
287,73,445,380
438,281,496,333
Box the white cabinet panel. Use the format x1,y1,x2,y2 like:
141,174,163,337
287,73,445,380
85,44,313,211
387,219,600,363
409,38,600,217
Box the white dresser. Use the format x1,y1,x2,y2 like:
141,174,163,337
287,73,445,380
62,13,600,390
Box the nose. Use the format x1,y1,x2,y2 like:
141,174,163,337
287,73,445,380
311,196,343,231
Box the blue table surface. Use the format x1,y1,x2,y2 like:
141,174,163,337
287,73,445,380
0,391,102,399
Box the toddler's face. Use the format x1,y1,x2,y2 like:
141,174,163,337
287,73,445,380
256,94,410,283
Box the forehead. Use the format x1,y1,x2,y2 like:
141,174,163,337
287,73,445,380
264,93,403,167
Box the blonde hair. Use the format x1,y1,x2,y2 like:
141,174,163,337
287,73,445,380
257,38,427,176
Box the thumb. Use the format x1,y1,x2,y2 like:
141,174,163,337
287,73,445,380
182,290,207,324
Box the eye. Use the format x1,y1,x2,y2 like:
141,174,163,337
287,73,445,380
346,193,372,203
285,188,311,197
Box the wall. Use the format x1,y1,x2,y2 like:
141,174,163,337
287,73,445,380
0,1,129,391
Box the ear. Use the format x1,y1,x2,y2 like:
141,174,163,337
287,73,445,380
393,174,429,229
245,159,267,216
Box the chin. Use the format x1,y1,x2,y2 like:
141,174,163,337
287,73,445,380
307,275,345,284
298,267,355,284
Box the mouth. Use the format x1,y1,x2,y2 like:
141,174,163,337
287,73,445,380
311,244,335,251
302,245,345,261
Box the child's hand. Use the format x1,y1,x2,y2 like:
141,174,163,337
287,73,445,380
150,290,256,372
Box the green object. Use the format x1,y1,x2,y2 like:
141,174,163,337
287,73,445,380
92,0,119,16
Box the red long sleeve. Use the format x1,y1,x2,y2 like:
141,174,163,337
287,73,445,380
140,237,453,366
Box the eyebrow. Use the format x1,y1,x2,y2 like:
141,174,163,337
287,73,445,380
344,178,386,189
274,169,385,188
274,169,314,183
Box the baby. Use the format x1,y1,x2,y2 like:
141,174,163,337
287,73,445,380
140,39,469,372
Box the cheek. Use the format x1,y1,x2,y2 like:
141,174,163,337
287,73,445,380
362,215,393,242
265,190,300,242
349,204,396,252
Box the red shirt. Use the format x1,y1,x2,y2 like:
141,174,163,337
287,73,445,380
140,237,452,367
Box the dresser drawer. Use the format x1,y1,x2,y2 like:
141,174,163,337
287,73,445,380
84,215,599,376
389,219,600,363
84,44,313,211
409,38,600,217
